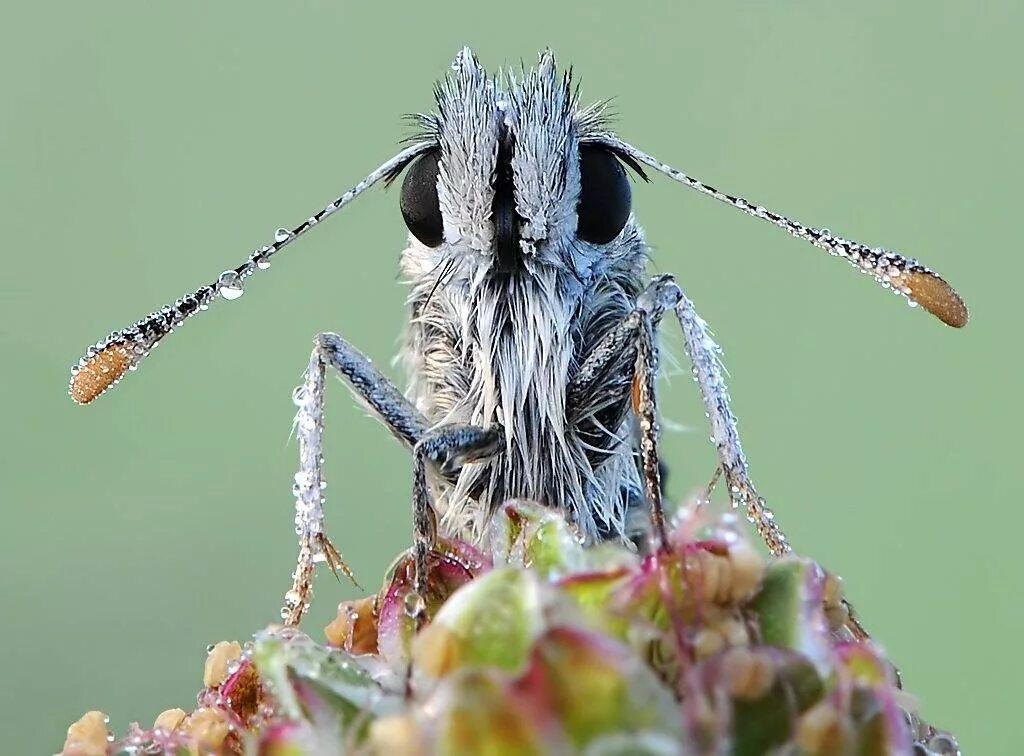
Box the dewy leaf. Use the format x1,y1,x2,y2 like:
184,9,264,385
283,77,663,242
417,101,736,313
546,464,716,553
750,558,833,674
377,540,490,666
426,669,562,754
413,568,546,678
253,628,396,726
488,499,589,577
515,626,683,748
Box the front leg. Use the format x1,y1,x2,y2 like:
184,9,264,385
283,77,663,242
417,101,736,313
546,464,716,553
283,332,436,626
282,331,503,627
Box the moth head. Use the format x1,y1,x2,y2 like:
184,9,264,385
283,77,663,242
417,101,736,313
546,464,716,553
396,48,646,277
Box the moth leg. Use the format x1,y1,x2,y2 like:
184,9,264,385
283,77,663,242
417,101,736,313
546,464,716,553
634,308,671,551
570,274,790,556
699,465,723,509
569,304,671,552
578,276,875,644
316,332,431,450
660,280,879,646
282,332,433,627
410,424,504,602
653,275,792,557
637,273,791,555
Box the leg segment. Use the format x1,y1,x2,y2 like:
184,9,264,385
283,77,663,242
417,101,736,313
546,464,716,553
633,309,670,552
316,332,430,450
664,277,791,557
410,424,504,601
282,332,435,627
568,305,670,551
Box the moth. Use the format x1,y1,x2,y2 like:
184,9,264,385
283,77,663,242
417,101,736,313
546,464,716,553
69,49,967,625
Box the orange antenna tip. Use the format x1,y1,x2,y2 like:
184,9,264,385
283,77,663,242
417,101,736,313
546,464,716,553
905,271,969,328
69,343,132,405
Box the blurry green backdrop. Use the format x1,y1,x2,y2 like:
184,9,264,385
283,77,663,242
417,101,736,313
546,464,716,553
2,2,1020,753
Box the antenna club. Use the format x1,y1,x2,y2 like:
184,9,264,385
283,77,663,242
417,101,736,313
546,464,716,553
906,271,969,328
69,343,132,404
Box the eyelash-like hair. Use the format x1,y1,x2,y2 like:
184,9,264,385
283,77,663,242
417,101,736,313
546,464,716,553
593,138,650,183
382,118,438,187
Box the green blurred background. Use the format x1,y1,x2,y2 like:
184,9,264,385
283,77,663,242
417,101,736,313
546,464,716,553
1,2,1019,752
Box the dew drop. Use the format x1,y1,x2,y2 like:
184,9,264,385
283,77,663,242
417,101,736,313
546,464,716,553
218,271,244,300
285,589,302,606
255,255,271,270
274,228,292,243
403,590,426,618
927,734,959,756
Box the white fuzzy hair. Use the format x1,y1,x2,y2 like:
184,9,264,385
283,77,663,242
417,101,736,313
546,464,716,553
399,49,649,541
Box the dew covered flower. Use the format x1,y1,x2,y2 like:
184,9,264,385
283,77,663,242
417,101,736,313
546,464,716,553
61,500,958,755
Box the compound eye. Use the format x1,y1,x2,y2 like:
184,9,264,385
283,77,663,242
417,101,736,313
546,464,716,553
400,149,444,247
576,145,632,245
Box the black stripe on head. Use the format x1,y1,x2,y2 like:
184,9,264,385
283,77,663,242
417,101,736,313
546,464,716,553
492,130,523,272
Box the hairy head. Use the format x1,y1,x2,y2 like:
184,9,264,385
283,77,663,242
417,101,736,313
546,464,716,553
398,48,645,283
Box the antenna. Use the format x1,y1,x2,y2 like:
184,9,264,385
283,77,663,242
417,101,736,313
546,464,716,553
69,142,433,405
596,134,969,329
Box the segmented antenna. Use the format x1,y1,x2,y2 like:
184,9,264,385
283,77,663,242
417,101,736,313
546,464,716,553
597,135,969,329
69,142,433,405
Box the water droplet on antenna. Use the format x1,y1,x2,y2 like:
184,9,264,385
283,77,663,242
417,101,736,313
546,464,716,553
217,271,244,300
274,228,292,243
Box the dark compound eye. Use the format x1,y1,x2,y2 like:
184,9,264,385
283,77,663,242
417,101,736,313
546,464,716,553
576,145,632,245
400,149,444,247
